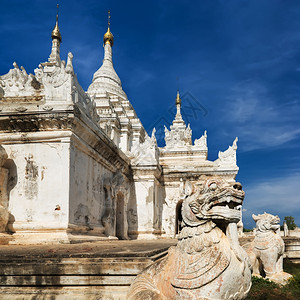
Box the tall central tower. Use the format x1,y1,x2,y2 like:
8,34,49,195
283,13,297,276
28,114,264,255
87,11,146,153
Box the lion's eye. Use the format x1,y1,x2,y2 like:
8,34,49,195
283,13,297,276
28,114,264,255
209,182,217,191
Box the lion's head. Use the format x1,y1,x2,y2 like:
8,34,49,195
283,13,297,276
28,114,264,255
252,213,280,233
181,175,245,227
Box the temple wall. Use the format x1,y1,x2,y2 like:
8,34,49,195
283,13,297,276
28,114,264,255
128,170,163,239
153,180,164,231
162,182,181,237
127,182,138,235
132,180,155,236
0,133,71,232
0,101,133,244
68,139,113,235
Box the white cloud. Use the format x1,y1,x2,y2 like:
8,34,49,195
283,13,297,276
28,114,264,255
224,80,300,151
242,173,300,228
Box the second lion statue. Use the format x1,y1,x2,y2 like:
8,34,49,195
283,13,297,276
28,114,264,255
127,176,252,300
243,212,292,285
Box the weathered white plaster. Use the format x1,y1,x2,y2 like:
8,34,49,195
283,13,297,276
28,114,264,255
1,136,70,232
69,142,111,235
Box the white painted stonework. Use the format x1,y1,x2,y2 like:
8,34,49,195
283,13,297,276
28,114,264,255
0,21,241,244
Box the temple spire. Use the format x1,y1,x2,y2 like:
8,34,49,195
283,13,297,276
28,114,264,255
49,4,62,64
164,91,192,148
88,9,125,98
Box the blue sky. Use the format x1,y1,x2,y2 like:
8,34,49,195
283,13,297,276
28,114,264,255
1,0,299,228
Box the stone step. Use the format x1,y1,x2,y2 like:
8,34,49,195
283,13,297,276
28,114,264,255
0,286,129,300
0,259,150,276
0,254,168,285
0,274,136,286
0,239,175,299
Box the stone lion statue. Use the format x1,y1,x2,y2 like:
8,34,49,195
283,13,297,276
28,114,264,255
243,212,292,285
127,176,252,300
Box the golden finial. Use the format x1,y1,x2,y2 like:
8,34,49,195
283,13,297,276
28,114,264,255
104,10,114,46
51,4,62,42
176,90,182,105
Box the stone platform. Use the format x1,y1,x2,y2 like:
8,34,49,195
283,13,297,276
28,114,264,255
0,239,177,300
283,237,300,263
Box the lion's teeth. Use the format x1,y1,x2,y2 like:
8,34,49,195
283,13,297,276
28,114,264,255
235,205,242,210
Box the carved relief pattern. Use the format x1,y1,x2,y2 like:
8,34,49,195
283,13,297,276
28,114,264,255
194,130,208,150
163,109,208,152
215,137,238,168
164,123,192,149
0,62,41,98
0,52,99,124
131,129,159,166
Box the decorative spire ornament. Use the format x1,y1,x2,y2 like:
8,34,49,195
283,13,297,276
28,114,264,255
104,10,114,46
176,90,182,106
49,4,62,64
51,4,62,42
175,90,184,122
